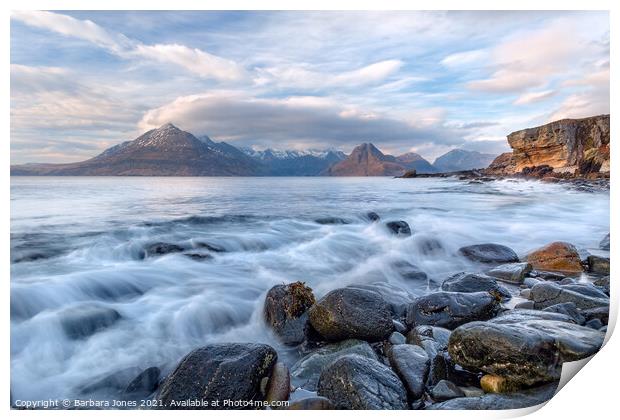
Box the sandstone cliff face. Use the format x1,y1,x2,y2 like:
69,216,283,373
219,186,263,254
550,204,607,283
488,115,609,176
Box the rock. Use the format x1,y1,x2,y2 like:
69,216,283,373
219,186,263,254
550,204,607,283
264,282,316,345
183,252,213,261
526,242,583,273
542,302,586,325
514,301,535,309
315,217,350,225
460,386,484,398
406,325,451,358
441,272,511,300
79,367,142,396
122,367,160,399
389,332,406,345
581,306,609,325
406,292,501,330
531,270,566,281
317,355,408,409
487,262,532,284
366,212,380,222
143,242,185,257
600,233,610,250
586,319,603,330
60,305,121,340
530,282,609,310
523,277,542,288
156,343,277,409
287,397,334,410
385,220,412,236
587,255,610,275
415,237,444,256
194,241,226,253
430,380,465,402
480,374,518,394
493,308,583,324
458,243,519,264
594,276,610,295
393,261,428,282
265,362,290,404
309,288,393,342
346,282,416,317
520,289,531,299
425,351,481,388
448,317,604,386
427,382,558,410
392,320,407,334
387,344,429,400
290,339,378,391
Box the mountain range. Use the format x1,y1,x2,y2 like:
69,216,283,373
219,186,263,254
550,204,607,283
10,123,496,176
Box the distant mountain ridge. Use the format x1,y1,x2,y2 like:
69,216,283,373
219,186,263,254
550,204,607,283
242,147,346,176
433,149,497,172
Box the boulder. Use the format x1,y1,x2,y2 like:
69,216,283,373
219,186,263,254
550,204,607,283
346,282,416,317
309,288,394,342
441,272,511,300
122,367,160,399
264,282,315,345
600,233,610,250
581,306,609,325
587,255,610,275
156,343,277,409
542,303,586,325
393,261,428,282
387,344,429,400
60,305,121,340
594,276,610,295
486,262,532,284
143,242,185,258
458,243,519,264
448,317,604,386
526,242,583,273
530,282,609,310
406,325,451,358
365,212,381,222
290,339,377,391
265,362,290,404
388,332,406,345
317,354,408,409
287,397,335,410
530,270,566,281
406,292,501,330
430,380,465,402
79,367,142,396
385,221,412,236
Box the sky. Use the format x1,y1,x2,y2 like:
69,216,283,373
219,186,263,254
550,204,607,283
10,10,610,164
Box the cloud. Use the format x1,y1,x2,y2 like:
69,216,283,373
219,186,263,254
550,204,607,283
440,49,487,67
138,91,465,152
513,90,556,105
11,11,244,81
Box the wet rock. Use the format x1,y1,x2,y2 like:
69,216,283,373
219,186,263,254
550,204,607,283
460,386,485,398
264,282,316,346
441,272,511,300
393,320,407,334
458,243,519,264
287,397,334,410
530,270,566,281
587,255,610,275
393,261,428,282
448,317,604,386
265,362,290,404
389,332,406,345
315,217,350,225
317,354,408,409
156,343,277,409
406,325,451,358
291,339,377,391
385,220,412,236
387,344,429,400
523,277,542,288
520,289,531,299
143,242,185,257
122,367,161,399
309,288,394,342
561,283,609,299
480,374,518,394
487,262,532,284
415,237,444,256
60,306,121,340
600,233,610,250
526,241,583,273
586,319,603,330
542,302,586,325
530,282,609,310
581,306,609,325
594,276,610,295
194,241,226,253
366,211,381,222
493,308,583,324
347,282,416,318
514,301,535,309
427,382,558,410
406,292,501,330
79,367,143,396
430,380,465,402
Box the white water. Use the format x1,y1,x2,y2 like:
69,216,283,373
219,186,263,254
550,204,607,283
10,176,609,401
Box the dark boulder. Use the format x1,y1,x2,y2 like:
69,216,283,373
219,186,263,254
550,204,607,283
309,288,394,342
156,343,277,409
581,306,609,325
458,243,519,264
587,255,610,275
79,367,142,397
385,221,412,236
60,305,121,340
143,242,185,258
542,303,586,325
264,282,316,345
486,262,532,284
265,362,290,404
387,344,429,400
430,380,465,402
315,217,350,225
366,212,381,222
317,355,408,409
290,339,377,391
594,276,610,295
122,367,161,399
448,317,604,386
530,282,609,310
441,272,511,300
406,325,451,358
406,292,501,330
346,282,416,318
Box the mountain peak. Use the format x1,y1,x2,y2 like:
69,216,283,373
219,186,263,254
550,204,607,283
157,122,180,131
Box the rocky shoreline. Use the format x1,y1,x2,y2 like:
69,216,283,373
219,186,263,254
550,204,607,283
38,213,609,411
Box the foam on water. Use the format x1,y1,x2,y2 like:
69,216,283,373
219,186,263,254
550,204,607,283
10,176,609,401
